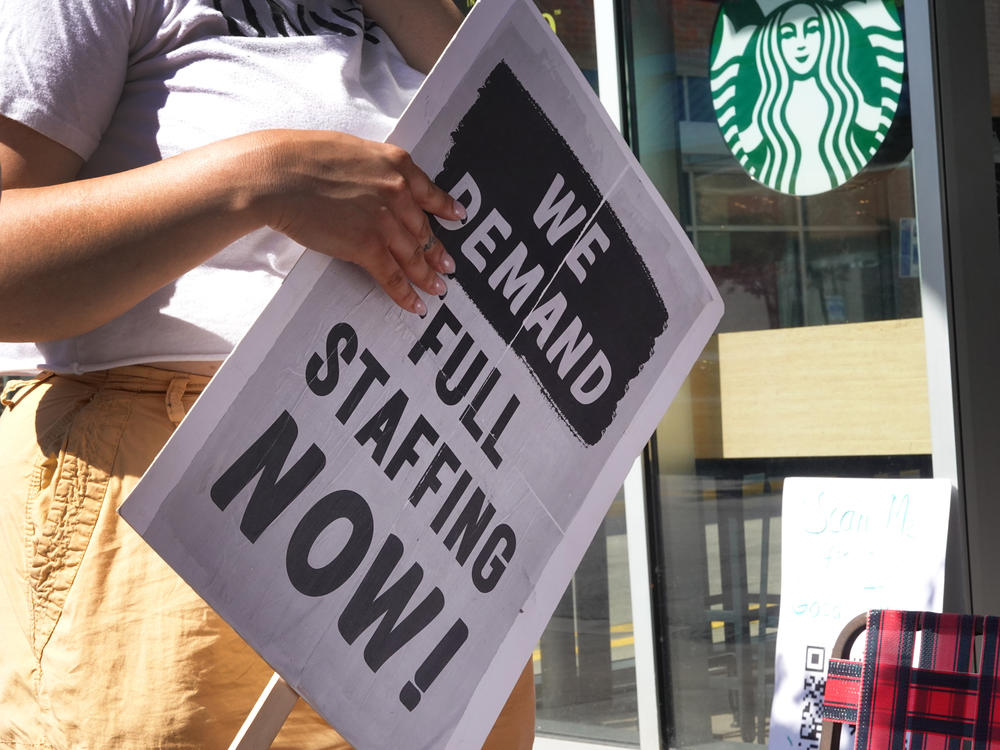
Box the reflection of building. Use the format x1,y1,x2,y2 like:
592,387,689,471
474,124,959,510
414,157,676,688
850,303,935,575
461,2,1000,749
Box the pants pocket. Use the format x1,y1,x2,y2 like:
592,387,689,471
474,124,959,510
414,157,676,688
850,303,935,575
26,389,132,660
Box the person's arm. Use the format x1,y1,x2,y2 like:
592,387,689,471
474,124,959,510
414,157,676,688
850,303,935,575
362,0,463,73
0,117,464,342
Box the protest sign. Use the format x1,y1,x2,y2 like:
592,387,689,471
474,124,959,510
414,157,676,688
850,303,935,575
767,477,952,750
119,1,723,747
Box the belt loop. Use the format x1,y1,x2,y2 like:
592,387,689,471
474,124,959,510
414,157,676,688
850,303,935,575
165,376,190,425
1,372,54,409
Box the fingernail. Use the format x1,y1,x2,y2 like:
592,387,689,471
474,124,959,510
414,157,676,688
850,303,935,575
432,278,447,296
452,200,467,220
413,298,427,317
440,251,456,274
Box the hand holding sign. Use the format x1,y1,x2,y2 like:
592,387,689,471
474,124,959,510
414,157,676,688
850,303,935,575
259,129,464,315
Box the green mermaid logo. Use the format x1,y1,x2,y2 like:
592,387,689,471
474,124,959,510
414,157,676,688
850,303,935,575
710,0,905,195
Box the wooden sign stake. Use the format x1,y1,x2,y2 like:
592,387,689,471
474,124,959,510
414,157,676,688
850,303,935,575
228,672,299,750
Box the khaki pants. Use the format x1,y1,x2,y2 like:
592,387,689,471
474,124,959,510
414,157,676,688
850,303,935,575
0,367,534,749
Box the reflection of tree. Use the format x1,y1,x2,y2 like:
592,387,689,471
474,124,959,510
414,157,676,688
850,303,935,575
807,263,846,325
708,258,782,331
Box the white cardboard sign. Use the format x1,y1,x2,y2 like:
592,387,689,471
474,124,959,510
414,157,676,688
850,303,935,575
119,1,723,747
767,476,952,750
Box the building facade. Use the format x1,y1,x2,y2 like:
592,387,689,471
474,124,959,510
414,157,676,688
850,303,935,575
449,0,1000,748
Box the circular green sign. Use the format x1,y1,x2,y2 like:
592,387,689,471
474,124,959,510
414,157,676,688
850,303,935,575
709,0,905,196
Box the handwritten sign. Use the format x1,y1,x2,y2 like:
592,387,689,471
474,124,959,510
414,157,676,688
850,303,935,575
118,2,723,748
767,476,951,750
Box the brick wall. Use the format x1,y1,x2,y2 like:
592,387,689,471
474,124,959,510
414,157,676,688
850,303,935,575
674,0,720,75
536,0,598,71
456,0,597,72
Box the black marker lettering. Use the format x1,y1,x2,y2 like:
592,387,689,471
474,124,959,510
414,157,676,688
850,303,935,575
384,415,439,481
338,534,445,672
408,304,462,365
286,489,373,597
472,524,516,593
409,443,461,508
399,619,470,711
443,488,495,565
431,470,472,533
336,349,389,424
458,368,500,443
354,389,408,465
211,411,325,543
481,394,520,469
436,333,487,406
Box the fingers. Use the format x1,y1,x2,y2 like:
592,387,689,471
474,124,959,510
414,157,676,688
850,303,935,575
390,147,466,223
373,155,458,310
423,234,456,276
285,139,463,315
408,212,456,276
389,152,462,280
379,208,445,288
366,250,428,316
365,209,453,316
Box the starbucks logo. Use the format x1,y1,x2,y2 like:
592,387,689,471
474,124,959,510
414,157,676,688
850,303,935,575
709,0,905,196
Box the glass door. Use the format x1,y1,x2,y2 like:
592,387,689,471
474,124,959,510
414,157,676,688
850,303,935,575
615,0,965,746
454,1,998,747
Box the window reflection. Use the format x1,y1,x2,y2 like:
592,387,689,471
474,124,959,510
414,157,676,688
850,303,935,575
535,491,641,745
626,0,928,746
457,0,928,746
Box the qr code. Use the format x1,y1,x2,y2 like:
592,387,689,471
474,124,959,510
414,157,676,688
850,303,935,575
797,672,825,749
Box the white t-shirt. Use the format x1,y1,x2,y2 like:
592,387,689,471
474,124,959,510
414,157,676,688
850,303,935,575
0,0,424,374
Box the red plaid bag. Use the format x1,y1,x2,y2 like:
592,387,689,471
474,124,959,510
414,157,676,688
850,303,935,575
823,610,1000,750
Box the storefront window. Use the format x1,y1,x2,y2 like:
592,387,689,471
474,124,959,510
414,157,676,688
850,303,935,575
535,489,640,744
456,0,962,747
622,0,929,746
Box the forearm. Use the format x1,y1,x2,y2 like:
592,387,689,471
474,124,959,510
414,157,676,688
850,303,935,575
363,0,463,73
0,127,464,343
0,133,269,342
